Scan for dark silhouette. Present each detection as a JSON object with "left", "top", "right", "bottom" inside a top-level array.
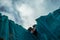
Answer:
[
  {"left": 33, "top": 24, "right": 37, "bottom": 36},
  {"left": 0, "top": 38, "right": 4, "bottom": 40},
  {"left": 28, "top": 27, "right": 33, "bottom": 33},
  {"left": 28, "top": 24, "right": 38, "bottom": 36}
]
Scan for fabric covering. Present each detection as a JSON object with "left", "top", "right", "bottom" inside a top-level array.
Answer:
[
  {"left": 0, "top": 13, "right": 37, "bottom": 40},
  {"left": 0, "top": 9, "right": 60, "bottom": 40},
  {"left": 36, "top": 9, "right": 60, "bottom": 40}
]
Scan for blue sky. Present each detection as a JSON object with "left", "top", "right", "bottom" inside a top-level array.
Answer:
[{"left": 0, "top": 0, "right": 60, "bottom": 29}]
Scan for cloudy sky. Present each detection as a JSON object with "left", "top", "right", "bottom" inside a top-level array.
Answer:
[{"left": 0, "top": 0, "right": 60, "bottom": 29}]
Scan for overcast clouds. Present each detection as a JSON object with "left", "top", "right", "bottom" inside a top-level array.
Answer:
[{"left": 0, "top": 0, "right": 60, "bottom": 29}]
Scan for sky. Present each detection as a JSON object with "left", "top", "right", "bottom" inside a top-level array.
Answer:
[{"left": 0, "top": 0, "right": 60, "bottom": 29}]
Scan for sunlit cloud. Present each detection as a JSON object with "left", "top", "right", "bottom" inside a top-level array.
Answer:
[
  {"left": 0, "top": 0, "right": 60, "bottom": 29},
  {"left": 16, "top": 4, "right": 36, "bottom": 29}
]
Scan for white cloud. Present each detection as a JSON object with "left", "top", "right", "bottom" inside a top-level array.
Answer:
[
  {"left": 16, "top": 4, "right": 36, "bottom": 29},
  {"left": 0, "top": 0, "right": 60, "bottom": 29},
  {"left": 1, "top": 12, "right": 15, "bottom": 21}
]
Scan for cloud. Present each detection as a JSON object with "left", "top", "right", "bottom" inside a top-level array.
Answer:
[
  {"left": 0, "top": 0, "right": 23, "bottom": 25},
  {"left": 18, "top": 0, "right": 60, "bottom": 29},
  {"left": 0, "top": 0, "right": 60, "bottom": 29},
  {"left": 16, "top": 4, "right": 36, "bottom": 29}
]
